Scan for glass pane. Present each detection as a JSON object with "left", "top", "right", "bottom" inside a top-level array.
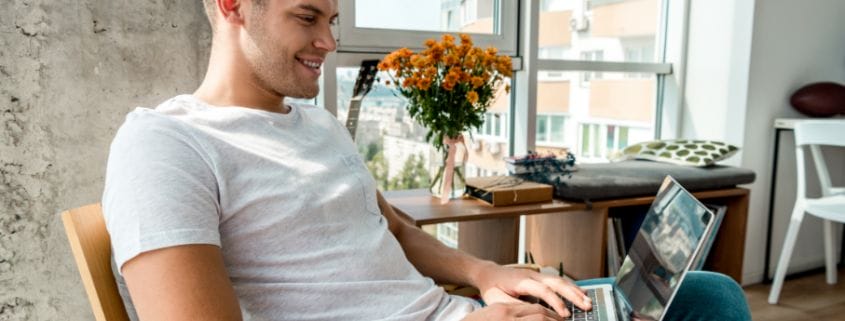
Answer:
[
  {"left": 538, "top": 0, "right": 661, "bottom": 63},
  {"left": 338, "top": 68, "right": 511, "bottom": 248},
  {"left": 551, "top": 115, "right": 566, "bottom": 142},
  {"left": 337, "top": 67, "right": 433, "bottom": 192},
  {"left": 337, "top": 67, "right": 511, "bottom": 244},
  {"left": 494, "top": 113, "right": 502, "bottom": 137},
  {"left": 619, "top": 127, "right": 629, "bottom": 148},
  {"left": 484, "top": 113, "right": 493, "bottom": 135},
  {"left": 536, "top": 71, "right": 655, "bottom": 162},
  {"left": 537, "top": 115, "right": 549, "bottom": 142},
  {"left": 355, "top": 0, "right": 498, "bottom": 34},
  {"left": 580, "top": 125, "right": 590, "bottom": 156},
  {"left": 467, "top": 78, "right": 512, "bottom": 178}
]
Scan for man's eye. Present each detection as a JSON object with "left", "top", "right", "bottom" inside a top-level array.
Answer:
[
  {"left": 330, "top": 18, "right": 339, "bottom": 26},
  {"left": 297, "top": 15, "right": 316, "bottom": 24}
]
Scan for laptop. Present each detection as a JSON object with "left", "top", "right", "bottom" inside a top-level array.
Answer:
[{"left": 564, "top": 176, "right": 721, "bottom": 321}]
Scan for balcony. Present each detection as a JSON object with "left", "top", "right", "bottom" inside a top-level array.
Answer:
[
  {"left": 590, "top": 0, "right": 659, "bottom": 38},
  {"left": 588, "top": 78, "right": 655, "bottom": 123}
]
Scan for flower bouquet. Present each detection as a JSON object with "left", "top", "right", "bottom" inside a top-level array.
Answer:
[{"left": 379, "top": 34, "right": 513, "bottom": 203}]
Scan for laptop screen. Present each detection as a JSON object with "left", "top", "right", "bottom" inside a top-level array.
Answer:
[{"left": 611, "top": 177, "right": 715, "bottom": 321}]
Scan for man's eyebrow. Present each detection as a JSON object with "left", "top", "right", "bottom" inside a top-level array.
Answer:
[{"left": 296, "top": 4, "right": 339, "bottom": 19}]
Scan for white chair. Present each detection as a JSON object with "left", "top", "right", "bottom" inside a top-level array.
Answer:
[{"left": 769, "top": 120, "right": 845, "bottom": 304}]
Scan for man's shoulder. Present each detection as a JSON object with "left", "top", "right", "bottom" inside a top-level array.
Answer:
[
  {"left": 121, "top": 95, "right": 203, "bottom": 130},
  {"left": 111, "top": 96, "right": 208, "bottom": 152}
]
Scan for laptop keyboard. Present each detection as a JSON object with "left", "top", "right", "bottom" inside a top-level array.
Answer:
[{"left": 565, "top": 288, "right": 606, "bottom": 321}]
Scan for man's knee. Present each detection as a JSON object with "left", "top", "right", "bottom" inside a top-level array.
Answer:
[{"left": 668, "top": 271, "right": 750, "bottom": 321}]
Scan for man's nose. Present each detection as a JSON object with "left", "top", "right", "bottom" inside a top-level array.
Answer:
[{"left": 314, "top": 25, "right": 337, "bottom": 52}]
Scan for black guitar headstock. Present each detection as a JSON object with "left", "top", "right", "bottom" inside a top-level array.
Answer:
[{"left": 351, "top": 60, "right": 380, "bottom": 99}]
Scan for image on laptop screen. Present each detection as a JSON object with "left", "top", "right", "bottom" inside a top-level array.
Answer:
[{"left": 612, "top": 178, "right": 714, "bottom": 321}]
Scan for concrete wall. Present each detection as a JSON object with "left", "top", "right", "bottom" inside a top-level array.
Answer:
[
  {"left": 683, "top": 0, "right": 845, "bottom": 284},
  {"left": 0, "top": 1, "right": 210, "bottom": 319}
]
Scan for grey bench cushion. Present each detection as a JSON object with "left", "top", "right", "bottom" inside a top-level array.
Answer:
[{"left": 517, "top": 160, "right": 756, "bottom": 202}]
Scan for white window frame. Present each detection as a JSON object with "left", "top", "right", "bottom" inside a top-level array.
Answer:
[
  {"left": 336, "top": 0, "right": 518, "bottom": 55},
  {"left": 323, "top": 0, "right": 689, "bottom": 153}
]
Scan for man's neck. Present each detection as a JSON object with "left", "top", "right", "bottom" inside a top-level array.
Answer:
[{"left": 193, "top": 39, "right": 290, "bottom": 114}]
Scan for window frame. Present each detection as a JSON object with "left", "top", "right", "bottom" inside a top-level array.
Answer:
[
  {"left": 336, "top": 0, "right": 519, "bottom": 55},
  {"left": 323, "top": 0, "right": 688, "bottom": 159}
]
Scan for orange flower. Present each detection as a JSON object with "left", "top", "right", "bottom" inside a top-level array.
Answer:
[
  {"left": 460, "top": 34, "right": 473, "bottom": 47},
  {"left": 418, "top": 77, "right": 432, "bottom": 91},
  {"left": 411, "top": 55, "right": 429, "bottom": 69},
  {"left": 445, "top": 71, "right": 460, "bottom": 84},
  {"left": 441, "top": 34, "right": 455, "bottom": 46},
  {"left": 466, "top": 91, "right": 479, "bottom": 104},
  {"left": 397, "top": 47, "right": 414, "bottom": 58},
  {"left": 496, "top": 56, "right": 513, "bottom": 77},
  {"left": 443, "top": 53, "right": 458, "bottom": 66},
  {"left": 424, "top": 66, "right": 437, "bottom": 77},
  {"left": 485, "top": 46, "right": 498, "bottom": 56},
  {"left": 471, "top": 76, "right": 484, "bottom": 88},
  {"left": 402, "top": 77, "right": 416, "bottom": 88},
  {"left": 424, "top": 38, "right": 437, "bottom": 48},
  {"left": 460, "top": 71, "right": 471, "bottom": 83}
]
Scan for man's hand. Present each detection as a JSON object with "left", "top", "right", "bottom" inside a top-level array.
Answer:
[
  {"left": 463, "top": 302, "right": 563, "bottom": 321},
  {"left": 471, "top": 262, "right": 592, "bottom": 318}
]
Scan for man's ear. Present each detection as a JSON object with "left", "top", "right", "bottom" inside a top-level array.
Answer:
[{"left": 217, "top": 0, "right": 245, "bottom": 24}]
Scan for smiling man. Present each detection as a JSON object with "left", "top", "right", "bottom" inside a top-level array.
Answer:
[
  {"left": 102, "top": 0, "right": 592, "bottom": 320},
  {"left": 102, "top": 1, "right": 754, "bottom": 321}
]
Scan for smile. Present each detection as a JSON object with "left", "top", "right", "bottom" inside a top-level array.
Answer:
[{"left": 296, "top": 57, "right": 322, "bottom": 69}]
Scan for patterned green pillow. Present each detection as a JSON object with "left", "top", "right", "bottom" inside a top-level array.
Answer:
[{"left": 616, "top": 140, "right": 740, "bottom": 167}]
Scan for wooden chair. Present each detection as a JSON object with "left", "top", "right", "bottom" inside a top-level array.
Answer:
[{"left": 62, "top": 203, "right": 130, "bottom": 321}]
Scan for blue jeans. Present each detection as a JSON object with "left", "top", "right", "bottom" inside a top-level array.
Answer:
[{"left": 575, "top": 271, "right": 751, "bottom": 321}]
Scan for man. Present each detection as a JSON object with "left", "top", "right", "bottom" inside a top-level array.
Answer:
[{"left": 103, "top": 0, "right": 592, "bottom": 320}]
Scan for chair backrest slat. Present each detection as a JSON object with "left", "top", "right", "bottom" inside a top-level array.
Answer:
[
  {"left": 794, "top": 120, "right": 845, "bottom": 147},
  {"left": 794, "top": 120, "right": 844, "bottom": 197},
  {"left": 62, "top": 203, "right": 130, "bottom": 321}
]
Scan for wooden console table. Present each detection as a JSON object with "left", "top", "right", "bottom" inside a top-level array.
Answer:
[{"left": 385, "top": 187, "right": 749, "bottom": 283}]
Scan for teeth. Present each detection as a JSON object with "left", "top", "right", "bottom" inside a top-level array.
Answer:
[{"left": 299, "top": 58, "right": 320, "bottom": 69}]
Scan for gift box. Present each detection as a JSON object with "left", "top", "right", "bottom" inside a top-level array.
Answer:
[{"left": 466, "top": 176, "right": 553, "bottom": 206}]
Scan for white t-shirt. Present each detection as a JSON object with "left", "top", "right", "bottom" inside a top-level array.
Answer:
[{"left": 102, "top": 95, "right": 479, "bottom": 321}]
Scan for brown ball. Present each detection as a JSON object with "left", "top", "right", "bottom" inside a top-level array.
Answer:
[{"left": 790, "top": 82, "right": 845, "bottom": 117}]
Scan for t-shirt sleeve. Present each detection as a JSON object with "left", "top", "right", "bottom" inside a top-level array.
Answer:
[{"left": 102, "top": 110, "right": 221, "bottom": 273}]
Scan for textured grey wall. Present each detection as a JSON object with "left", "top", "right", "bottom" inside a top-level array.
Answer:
[{"left": 1, "top": 1, "right": 210, "bottom": 319}]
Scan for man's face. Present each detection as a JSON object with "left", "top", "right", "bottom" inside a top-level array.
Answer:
[{"left": 242, "top": 0, "right": 338, "bottom": 99}]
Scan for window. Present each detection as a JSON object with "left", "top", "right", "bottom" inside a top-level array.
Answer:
[
  {"left": 580, "top": 50, "right": 605, "bottom": 83},
  {"left": 461, "top": 0, "right": 479, "bottom": 26},
  {"left": 478, "top": 112, "right": 507, "bottom": 139},
  {"left": 533, "top": 70, "right": 656, "bottom": 160},
  {"left": 532, "top": 0, "right": 673, "bottom": 161},
  {"left": 537, "top": 115, "right": 549, "bottom": 142},
  {"left": 338, "top": 0, "right": 518, "bottom": 55},
  {"left": 321, "top": 0, "right": 684, "bottom": 246},
  {"left": 579, "top": 123, "right": 647, "bottom": 160},
  {"left": 436, "top": 223, "right": 459, "bottom": 248}
]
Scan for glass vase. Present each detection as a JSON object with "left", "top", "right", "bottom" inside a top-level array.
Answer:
[{"left": 429, "top": 141, "right": 467, "bottom": 200}]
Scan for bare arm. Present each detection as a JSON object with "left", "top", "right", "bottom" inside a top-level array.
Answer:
[
  {"left": 376, "top": 191, "right": 591, "bottom": 318},
  {"left": 121, "top": 244, "right": 242, "bottom": 321}
]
